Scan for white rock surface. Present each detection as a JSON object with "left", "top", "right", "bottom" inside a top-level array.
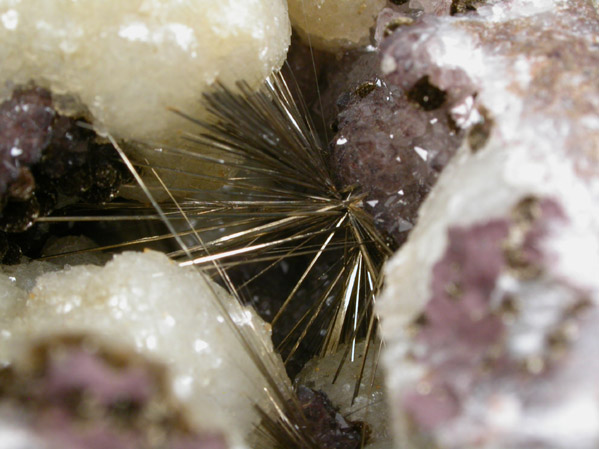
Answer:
[
  {"left": 0, "top": 251, "right": 291, "bottom": 448},
  {"left": 288, "top": 0, "right": 386, "bottom": 51},
  {"left": 0, "top": 0, "right": 291, "bottom": 143}
]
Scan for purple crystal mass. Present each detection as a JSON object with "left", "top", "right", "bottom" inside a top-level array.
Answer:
[
  {"left": 0, "top": 87, "right": 128, "bottom": 263},
  {"left": 330, "top": 75, "right": 462, "bottom": 245}
]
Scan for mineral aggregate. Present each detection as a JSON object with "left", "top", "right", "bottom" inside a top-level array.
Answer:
[
  {"left": 296, "top": 341, "right": 391, "bottom": 448},
  {"left": 0, "top": 251, "right": 291, "bottom": 448},
  {"left": 295, "top": 386, "right": 364, "bottom": 449},
  {"left": 0, "top": 87, "right": 128, "bottom": 234},
  {"left": 0, "top": 336, "right": 228, "bottom": 449},
  {"left": 377, "top": 1, "right": 599, "bottom": 448},
  {"left": 288, "top": 0, "right": 387, "bottom": 51},
  {"left": 0, "top": 0, "right": 290, "bottom": 143},
  {"left": 326, "top": 6, "right": 463, "bottom": 245},
  {"left": 330, "top": 73, "right": 463, "bottom": 246}
]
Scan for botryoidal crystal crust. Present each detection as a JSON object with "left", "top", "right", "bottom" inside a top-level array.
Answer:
[
  {"left": 0, "top": 251, "right": 291, "bottom": 449},
  {"left": 377, "top": 1, "right": 599, "bottom": 448}
]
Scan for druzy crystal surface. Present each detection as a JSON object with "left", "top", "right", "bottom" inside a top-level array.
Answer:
[
  {"left": 0, "top": 0, "right": 290, "bottom": 143},
  {"left": 330, "top": 74, "right": 463, "bottom": 245},
  {"left": 377, "top": 1, "right": 599, "bottom": 448},
  {"left": 0, "top": 251, "right": 290, "bottom": 448}
]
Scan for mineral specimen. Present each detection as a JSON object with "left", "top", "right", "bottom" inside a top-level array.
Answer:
[
  {"left": 288, "top": 0, "right": 387, "bottom": 51},
  {"left": 295, "top": 386, "right": 364, "bottom": 449},
  {"left": 0, "top": 0, "right": 290, "bottom": 143},
  {"left": 0, "top": 251, "right": 291, "bottom": 448},
  {"left": 0, "top": 87, "right": 53, "bottom": 196},
  {"left": 330, "top": 74, "right": 463, "bottom": 246},
  {"left": 296, "top": 341, "right": 391, "bottom": 448},
  {"left": 0, "top": 335, "right": 228, "bottom": 449},
  {"left": 325, "top": 4, "right": 464, "bottom": 245},
  {"left": 0, "top": 87, "right": 128, "bottom": 261},
  {"left": 377, "top": 0, "right": 599, "bottom": 448}
]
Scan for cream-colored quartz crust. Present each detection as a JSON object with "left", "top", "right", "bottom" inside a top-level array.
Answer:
[
  {"left": 0, "top": 251, "right": 291, "bottom": 448},
  {"left": 0, "top": 0, "right": 291, "bottom": 142}
]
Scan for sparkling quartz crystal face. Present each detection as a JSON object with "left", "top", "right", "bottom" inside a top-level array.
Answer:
[
  {"left": 0, "top": 251, "right": 290, "bottom": 448},
  {"left": 288, "top": 0, "right": 387, "bottom": 50},
  {"left": 0, "top": 0, "right": 291, "bottom": 143},
  {"left": 377, "top": 0, "right": 599, "bottom": 447}
]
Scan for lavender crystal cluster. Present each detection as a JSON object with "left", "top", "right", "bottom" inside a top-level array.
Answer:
[{"left": 0, "top": 87, "right": 128, "bottom": 263}]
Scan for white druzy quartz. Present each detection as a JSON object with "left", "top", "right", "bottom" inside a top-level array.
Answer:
[
  {"left": 0, "top": 251, "right": 290, "bottom": 447},
  {"left": 0, "top": 0, "right": 290, "bottom": 142},
  {"left": 288, "top": 0, "right": 386, "bottom": 50}
]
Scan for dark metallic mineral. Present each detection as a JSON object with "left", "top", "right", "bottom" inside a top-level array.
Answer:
[{"left": 0, "top": 86, "right": 128, "bottom": 257}]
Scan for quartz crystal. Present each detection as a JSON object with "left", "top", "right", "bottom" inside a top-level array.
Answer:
[
  {"left": 0, "top": 0, "right": 290, "bottom": 143},
  {"left": 377, "top": 1, "right": 599, "bottom": 448},
  {"left": 288, "top": 0, "right": 387, "bottom": 51},
  {"left": 0, "top": 251, "right": 291, "bottom": 448}
]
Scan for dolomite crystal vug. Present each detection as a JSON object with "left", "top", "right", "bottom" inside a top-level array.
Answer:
[
  {"left": 0, "top": 251, "right": 291, "bottom": 449},
  {"left": 377, "top": 1, "right": 599, "bottom": 448}
]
